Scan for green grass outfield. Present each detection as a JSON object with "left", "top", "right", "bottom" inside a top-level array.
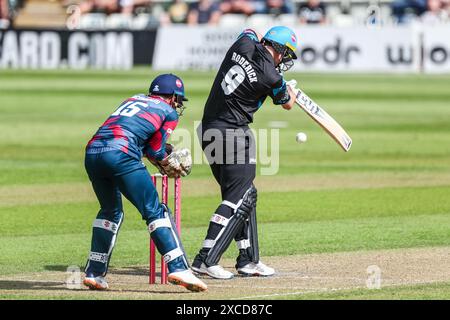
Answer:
[{"left": 1, "top": 69, "right": 450, "bottom": 299}]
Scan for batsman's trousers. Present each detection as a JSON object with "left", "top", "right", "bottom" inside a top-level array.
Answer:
[{"left": 195, "top": 123, "right": 257, "bottom": 268}]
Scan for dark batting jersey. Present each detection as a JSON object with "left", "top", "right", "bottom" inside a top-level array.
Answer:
[
  {"left": 86, "top": 94, "right": 178, "bottom": 162},
  {"left": 201, "top": 29, "right": 290, "bottom": 127}
]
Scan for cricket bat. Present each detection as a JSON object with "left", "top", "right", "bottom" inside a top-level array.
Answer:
[{"left": 288, "top": 82, "right": 352, "bottom": 152}]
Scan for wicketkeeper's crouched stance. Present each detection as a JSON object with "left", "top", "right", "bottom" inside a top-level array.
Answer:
[
  {"left": 192, "top": 27, "right": 298, "bottom": 279},
  {"left": 83, "top": 74, "right": 207, "bottom": 292}
]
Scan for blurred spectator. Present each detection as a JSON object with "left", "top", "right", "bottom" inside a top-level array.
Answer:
[
  {"left": 391, "top": 0, "right": 427, "bottom": 24},
  {"left": 187, "top": 0, "right": 221, "bottom": 25},
  {"left": 266, "top": 0, "right": 294, "bottom": 15},
  {"left": 252, "top": 0, "right": 267, "bottom": 13},
  {"left": 421, "top": 0, "right": 449, "bottom": 23},
  {"left": 1, "top": 0, "right": 9, "bottom": 20},
  {"left": 79, "top": 0, "right": 129, "bottom": 14},
  {"left": 220, "top": 0, "right": 255, "bottom": 15},
  {"left": 298, "top": 0, "right": 327, "bottom": 24},
  {"left": 120, "top": 0, "right": 135, "bottom": 14},
  {"left": 168, "top": 0, "right": 189, "bottom": 23},
  {"left": 131, "top": 0, "right": 154, "bottom": 13},
  {"left": 445, "top": 0, "right": 450, "bottom": 17}
]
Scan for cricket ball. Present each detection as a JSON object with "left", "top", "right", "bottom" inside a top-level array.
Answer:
[{"left": 296, "top": 132, "right": 307, "bottom": 143}]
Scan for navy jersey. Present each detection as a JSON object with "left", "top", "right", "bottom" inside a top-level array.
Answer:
[
  {"left": 86, "top": 94, "right": 178, "bottom": 161},
  {"left": 202, "top": 29, "right": 290, "bottom": 127}
]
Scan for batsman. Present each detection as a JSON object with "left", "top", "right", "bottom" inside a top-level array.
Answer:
[
  {"left": 83, "top": 74, "right": 207, "bottom": 292},
  {"left": 192, "top": 26, "right": 298, "bottom": 279}
]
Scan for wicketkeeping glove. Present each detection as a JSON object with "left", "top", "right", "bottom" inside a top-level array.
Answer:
[{"left": 154, "top": 148, "right": 192, "bottom": 178}]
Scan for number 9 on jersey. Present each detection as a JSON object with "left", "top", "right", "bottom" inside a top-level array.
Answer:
[{"left": 221, "top": 65, "right": 245, "bottom": 95}]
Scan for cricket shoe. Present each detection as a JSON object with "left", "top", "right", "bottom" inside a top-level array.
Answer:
[
  {"left": 83, "top": 273, "right": 109, "bottom": 290},
  {"left": 168, "top": 269, "right": 208, "bottom": 292},
  {"left": 237, "top": 261, "right": 275, "bottom": 277},
  {"left": 191, "top": 263, "right": 234, "bottom": 280}
]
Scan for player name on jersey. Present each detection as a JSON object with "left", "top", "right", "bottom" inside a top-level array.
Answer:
[{"left": 231, "top": 52, "right": 258, "bottom": 83}]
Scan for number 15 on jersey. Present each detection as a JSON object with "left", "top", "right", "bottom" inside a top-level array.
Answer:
[{"left": 112, "top": 101, "right": 147, "bottom": 117}]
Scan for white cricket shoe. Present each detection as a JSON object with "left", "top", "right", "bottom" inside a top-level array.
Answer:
[
  {"left": 168, "top": 269, "right": 208, "bottom": 292},
  {"left": 191, "top": 263, "right": 234, "bottom": 280},
  {"left": 83, "top": 274, "right": 109, "bottom": 290},
  {"left": 237, "top": 261, "right": 275, "bottom": 277}
]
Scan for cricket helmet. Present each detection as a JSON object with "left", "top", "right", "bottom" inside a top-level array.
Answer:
[
  {"left": 149, "top": 73, "right": 188, "bottom": 115},
  {"left": 262, "top": 26, "right": 298, "bottom": 71},
  {"left": 149, "top": 73, "right": 188, "bottom": 101}
]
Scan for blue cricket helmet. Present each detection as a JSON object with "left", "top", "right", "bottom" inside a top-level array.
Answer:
[
  {"left": 263, "top": 26, "right": 298, "bottom": 60},
  {"left": 149, "top": 73, "right": 188, "bottom": 101}
]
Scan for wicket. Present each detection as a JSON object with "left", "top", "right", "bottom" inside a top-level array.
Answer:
[{"left": 149, "top": 174, "right": 182, "bottom": 284}]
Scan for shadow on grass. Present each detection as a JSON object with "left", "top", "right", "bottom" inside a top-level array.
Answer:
[
  {"left": 0, "top": 280, "right": 186, "bottom": 295},
  {"left": 43, "top": 265, "right": 149, "bottom": 276},
  {"left": 0, "top": 280, "right": 190, "bottom": 294},
  {"left": 44, "top": 265, "right": 72, "bottom": 272},
  {"left": 0, "top": 280, "right": 65, "bottom": 291},
  {"left": 41, "top": 264, "right": 167, "bottom": 281},
  {"left": 0, "top": 265, "right": 191, "bottom": 295},
  {"left": 109, "top": 267, "right": 150, "bottom": 276}
]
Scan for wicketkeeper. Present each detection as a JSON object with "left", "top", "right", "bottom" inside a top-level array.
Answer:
[
  {"left": 83, "top": 74, "right": 207, "bottom": 292},
  {"left": 192, "top": 26, "right": 298, "bottom": 279}
]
